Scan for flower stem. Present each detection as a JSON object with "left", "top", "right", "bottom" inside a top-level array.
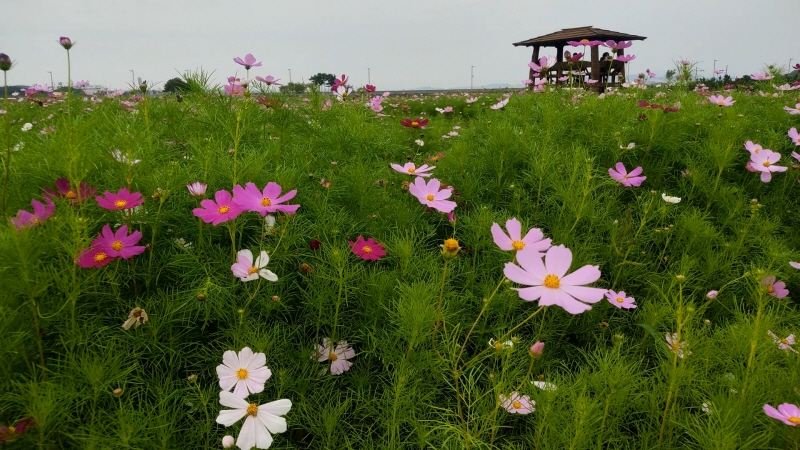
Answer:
[
  {"left": 462, "top": 306, "right": 545, "bottom": 371},
  {"left": 435, "top": 260, "right": 449, "bottom": 332},
  {"left": 2, "top": 71, "right": 10, "bottom": 218},
  {"left": 740, "top": 288, "right": 766, "bottom": 404},
  {"left": 658, "top": 283, "right": 685, "bottom": 448}
]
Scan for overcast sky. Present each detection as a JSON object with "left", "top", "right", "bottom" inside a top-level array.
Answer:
[{"left": 2, "top": 0, "right": 796, "bottom": 90}]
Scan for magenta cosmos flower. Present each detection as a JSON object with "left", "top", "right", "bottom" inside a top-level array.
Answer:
[
  {"left": 499, "top": 392, "right": 534, "bottom": 415},
  {"left": 528, "top": 56, "right": 556, "bottom": 72},
  {"left": 602, "top": 40, "right": 632, "bottom": 51},
  {"left": 400, "top": 117, "right": 429, "bottom": 129},
  {"left": 9, "top": 196, "right": 55, "bottom": 230},
  {"left": 349, "top": 236, "right": 386, "bottom": 261},
  {"left": 255, "top": 75, "right": 282, "bottom": 86},
  {"left": 75, "top": 238, "right": 115, "bottom": 268},
  {"left": 332, "top": 74, "right": 349, "bottom": 91},
  {"left": 605, "top": 290, "right": 636, "bottom": 309},
  {"left": 788, "top": 127, "right": 800, "bottom": 146},
  {"left": 193, "top": 189, "right": 243, "bottom": 225},
  {"left": 390, "top": 162, "right": 435, "bottom": 177},
  {"left": 764, "top": 403, "right": 800, "bottom": 426},
  {"left": 568, "top": 39, "right": 602, "bottom": 47},
  {"left": 408, "top": 178, "right": 457, "bottom": 213},
  {"left": 95, "top": 188, "right": 144, "bottom": 211},
  {"left": 504, "top": 245, "right": 606, "bottom": 314},
  {"left": 708, "top": 95, "right": 735, "bottom": 106},
  {"left": 617, "top": 54, "right": 636, "bottom": 62},
  {"left": 762, "top": 275, "right": 789, "bottom": 298},
  {"left": 491, "top": 217, "right": 551, "bottom": 255},
  {"left": 608, "top": 162, "right": 646, "bottom": 187},
  {"left": 216, "top": 347, "right": 272, "bottom": 398},
  {"left": 0, "top": 417, "right": 35, "bottom": 442},
  {"left": 44, "top": 178, "right": 96, "bottom": 205},
  {"left": 315, "top": 338, "right": 355, "bottom": 375},
  {"left": 750, "top": 150, "right": 787, "bottom": 182},
  {"left": 232, "top": 182, "right": 299, "bottom": 216},
  {"left": 97, "top": 224, "right": 145, "bottom": 259},
  {"left": 233, "top": 53, "right": 261, "bottom": 70},
  {"left": 231, "top": 249, "right": 278, "bottom": 282}
]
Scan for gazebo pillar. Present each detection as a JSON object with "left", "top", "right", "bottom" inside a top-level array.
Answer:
[
  {"left": 590, "top": 45, "right": 600, "bottom": 87},
  {"left": 616, "top": 48, "right": 625, "bottom": 83},
  {"left": 556, "top": 45, "right": 564, "bottom": 83},
  {"left": 529, "top": 45, "right": 540, "bottom": 81}
]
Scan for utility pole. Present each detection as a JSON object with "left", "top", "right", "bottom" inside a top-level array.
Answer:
[
  {"left": 47, "top": 71, "right": 53, "bottom": 90},
  {"left": 713, "top": 59, "right": 718, "bottom": 76},
  {"left": 288, "top": 69, "right": 292, "bottom": 84},
  {"left": 471, "top": 65, "right": 474, "bottom": 90},
  {"left": 368, "top": 68, "right": 370, "bottom": 84},
  {"left": 129, "top": 70, "right": 134, "bottom": 88}
]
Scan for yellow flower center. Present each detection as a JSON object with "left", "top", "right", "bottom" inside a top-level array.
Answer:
[
  {"left": 94, "top": 252, "right": 108, "bottom": 262},
  {"left": 493, "top": 342, "right": 503, "bottom": 350},
  {"left": 580, "top": 39, "right": 589, "bottom": 43},
  {"left": 362, "top": 246, "right": 373, "bottom": 253},
  {"left": 233, "top": 88, "right": 240, "bottom": 95},
  {"left": 444, "top": 239, "right": 459, "bottom": 252},
  {"left": 763, "top": 161, "right": 771, "bottom": 167},
  {"left": 789, "top": 416, "right": 800, "bottom": 424},
  {"left": 411, "top": 121, "right": 419, "bottom": 127},
  {"left": 114, "top": 199, "right": 127, "bottom": 208},
  {"left": 781, "top": 338, "right": 789, "bottom": 345},
  {"left": 112, "top": 240, "right": 123, "bottom": 251},
  {"left": 616, "top": 297, "right": 625, "bottom": 303},
  {"left": 512, "top": 401, "right": 522, "bottom": 409},
  {"left": 407, "top": 167, "right": 416, "bottom": 173},
  {"left": 247, "top": 267, "right": 259, "bottom": 275},
  {"left": 543, "top": 274, "right": 560, "bottom": 289},
  {"left": 260, "top": 197, "right": 272, "bottom": 207},
  {"left": 717, "top": 100, "right": 724, "bottom": 105},
  {"left": 237, "top": 368, "right": 248, "bottom": 380},
  {"left": 218, "top": 205, "right": 230, "bottom": 214},
  {"left": 511, "top": 241, "right": 525, "bottom": 250},
  {"left": 426, "top": 194, "right": 435, "bottom": 201},
  {"left": 767, "top": 286, "right": 775, "bottom": 293},
  {"left": 246, "top": 403, "right": 258, "bottom": 416},
  {"left": 670, "top": 342, "right": 680, "bottom": 351},
  {"left": 329, "top": 352, "right": 338, "bottom": 361},
  {"left": 66, "top": 190, "right": 77, "bottom": 199}
]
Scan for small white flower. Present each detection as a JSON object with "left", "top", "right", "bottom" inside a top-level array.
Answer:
[
  {"left": 701, "top": 402, "right": 713, "bottom": 414},
  {"left": 767, "top": 330, "right": 798, "bottom": 353},
  {"left": 620, "top": 142, "right": 636, "bottom": 150},
  {"left": 231, "top": 249, "right": 278, "bottom": 283},
  {"left": 216, "top": 347, "right": 273, "bottom": 398},
  {"left": 109, "top": 149, "right": 141, "bottom": 165},
  {"left": 665, "top": 332, "right": 691, "bottom": 358},
  {"left": 662, "top": 193, "right": 681, "bottom": 204},
  {"left": 216, "top": 391, "right": 291, "bottom": 450},
  {"left": 21, "top": 123, "right": 32, "bottom": 132},
  {"left": 122, "top": 307, "right": 148, "bottom": 330},
  {"left": 488, "top": 338, "right": 514, "bottom": 350},
  {"left": 415, "top": 139, "right": 424, "bottom": 147},
  {"left": 531, "top": 380, "right": 558, "bottom": 391}
]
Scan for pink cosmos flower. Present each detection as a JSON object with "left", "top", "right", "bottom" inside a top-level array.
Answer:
[
  {"left": 0, "top": 417, "right": 35, "bottom": 442},
  {"left": 499, "top": 392, "right": 534, "bottom": 415},
  {"left": 97, "top": 224, "right": 145, "bottom": 259},
  {"left": 390, "top": 162, "right": 435, "bottom": 177},
  {"left": 490, "top": 98, "right": 509, "bottom": 109},
  {"left": 750, "top": 150, "right": 787, "bottom": 182},
  {"left": 315, "top": 338, "right": 355, "bottom": 375},
  {"left": 233, "top": 54, "right": 261, "bottom": 70},
  {"left": 332, "top": 74, "right": 349, "bottom": 91},
  {"left": 605, "top": 290, "right": 636, "bottom": 309},
  {"left": 790, "top": 262, "right": 800, "bottom": 270},
  {"left": 708, "top": 95, "right": 735, "bottom": 106},
  {"left": 617, "top": 54, "right": 636, "bottom": 62},
  {"left": 750, "top": 72, "right": 773, "bottom": 81},
  {"left": 223, "top": 81, "right": 245, "bottom": 97},
  {"left": 785, "top": 104, "right": 800, "bottom": 115},
  {"left": 365, "top": 84, "right": 376, "bottom": 92},
  {"left": 490, "top": 217, "right": 551, "bottom": 255},
  {"left": 767, "top": 330, "right": 798, "bottom": 354},
  {"left": 529, "top": 341, "right": 544, "bottom": 357},
  {"left": 186, "top": 182, "right": 207, "bottom": 197},
  {"left": 349, "top": 236, "right": 387, "bottom": 261},
  {"left": 567, "top": 39, "right": 602, "bottom": 47},
  {"left": 666, "top": 333, "right": 691, "bottom": 358},
  {"left": 764, "top": 403, "right": 800, "bottom": 426},
  {"left": 504, "top": 245, "right": 606, "bottom": 314},
  {"left": 255, "top": 75, "right": 281, "bottom": 86},
  {"left": 706, "top": 290, "right": 718, "bottom": 299},
  {"left": 602, "top": 40, "right": 632, "bottom": 51},
  {"left": 789, "top": 128, "right": 800, "bottom": 146},
  {"left": 75, "top": 238, "right": 115, "bottom": 268},
  {"left": 232, "top": 182, "right": 299, "bottom": 216},
  {"left": 95, "top": 188, "right": 144, "bottom": 211},
  {"left": 528, "top": 56, "right": 556, "bottom": 72},
  {"left": 43, "top": 178, "right": 96, "bottom": 205},
  {"left": 193, "top": 189, "right": 243, "bottom": 225},
  {"left": 408, "top": 178, "right": 457, "bottom": 213},
  {"left": 231, "top": 249, "right": 278, "bottom": 282},
  {"left": 744, "top": 141, "right": 765, "bottom": 155},
  {"left": 59, "top": 36, "right": 74, "bottom": 50},
  {"left": 608, "top": 162, "right": 646, "bottom": 187},
  {"left": 9, "top": 196, "right": 55, "bottom": 230},
  {"left": 216, "top": 347, "right": 272, "bottom": 398},
  {"left": 762, "top": 275, "right": 789, "bottom": 298}
]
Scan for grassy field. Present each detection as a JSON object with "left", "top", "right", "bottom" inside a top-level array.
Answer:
[{"left": 2, "top": 72, "right": 800, "bottom": 449}]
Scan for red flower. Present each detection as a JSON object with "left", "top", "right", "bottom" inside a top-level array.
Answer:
[
  {"left": 309, "top": 239, "right": 321, "bottom": 250},
  {"left": 348, "top": 236, "right": 386, "bottom": 261},
  {"left": 400, "top": 118, "right": 429, "bottom": 129}
]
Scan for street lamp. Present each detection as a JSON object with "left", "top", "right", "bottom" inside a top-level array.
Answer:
[
  {"left": 288, "top": 69, "right": 292, "bottom": 84},
  {"left": 713, "top": 59, "right": 718, "bottom": 76},
  {"left": 471, "top": 65, "right": 474, "bottom": 90},
  {"left": 129, "top": 70, "right": 134, "bottom": 88},
  {"left": 47, "top": 71, "right": 53, "bottom": 90}
]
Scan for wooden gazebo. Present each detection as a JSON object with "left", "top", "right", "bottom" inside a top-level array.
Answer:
[{"left": 513, "top": 26, "right": 647, "bottom": 87}]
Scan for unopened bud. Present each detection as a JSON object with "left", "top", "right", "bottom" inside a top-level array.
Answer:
[
  {"left": 271, "top": 295, "right": 279, "bottom": 302},
  {"left": 441, "top": 238, "right": 461, "bottom": 259},
  {"left": 706, "top": 290, "right": 718, "bottom": 299},
  {"left": 0, "top": 53, "right": 12, "bottom": 71},
  {"left": 222, "top": 435, "right": 236, "bottom": 448},
  {"left": 675, "top": 274, "right": 686, "bottom": 283},
  {"left": 197, "top": 293, "right": 206, "bottom": 301},
  {"left": 529, "top": 341, "right": 544, "bottom": 358},
  {"left": 112, "top": 388, "right": 123, "bottom": 397},
  {"left": 187, "top": 374, "right": 197, "bottom": 382}
]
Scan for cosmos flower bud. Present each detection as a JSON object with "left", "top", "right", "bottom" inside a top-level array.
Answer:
[
  {"left": 187, "top": 374, "right": 197, "bottom": 382},
  {"left": 222, "top": 435, "right": 235, "bottom": 448},
  {"left": 441, "top": 238, "right": 461, "bottom": 259},
  {"left": 112, "top": 388, "right": 123, "bottom": 397},
  {"left": 706, "top": 290, "right": 718, "bottom": 299},
  {"left": 0, "top": 53, "right": 12, "bottom": 71},
  {"left": 675, "top": 274, "right": 686, "bottom": 283},
  {"left": 530, "top": 341, "right": 544, "bottom": 358},
  {"left": 59, "top": 37, "right": 74, "bottom": 50},
  {"left": 139, "top": 81, "right": 148, "bottom": 93}
]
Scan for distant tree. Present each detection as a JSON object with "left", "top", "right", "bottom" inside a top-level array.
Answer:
[
  {"left": 279, "top": 82, "right": 309, "bottom": 95},
  {"left": 309, "top": 73, "right": 336, "bottom": 87},
  {"left": 665, "top": 70, "right": 675, "bottom": 83},
  {"left": 164, "top": 77, "right": 190, "bottom": 93}
]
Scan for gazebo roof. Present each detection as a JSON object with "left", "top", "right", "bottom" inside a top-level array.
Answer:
[{"left": 513, "top": 26, "right": 646, "bottom": 47}]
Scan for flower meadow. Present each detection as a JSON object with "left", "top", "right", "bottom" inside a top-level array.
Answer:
[{"left": 2, "top": 43, "right": 800, "bottom": 449}]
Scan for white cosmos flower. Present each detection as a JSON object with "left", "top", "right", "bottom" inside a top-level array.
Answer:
[
  {"left": 21, "top": 123, "right": 33, "bottom": 132},
  {"left": 620, "top": 142, "right": 635, "bottom": 150},
  {"left": 531, "top": 380, "right": 558, "bottom": 391},
  {"left": 217, "top": 347, "right": 273, "bottom": 398},
  {"left": 662, "top": 193, "right": 681, "bottom": 204},
  {"left": 216, "top": 391, "right": 291, "bottom": 450},
  {"left": 231, "top": 250, "right": 278, "bottom": 282},
  {"left": 109, "top": 149, "right": 141, "bottom": 165}
]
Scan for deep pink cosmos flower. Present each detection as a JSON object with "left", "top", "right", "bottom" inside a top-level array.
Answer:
[
  {"left": 186, "top": 182, "right": 207, "bottom": 198},
  {"left": 750, "top": 150, "right": 787, "bottom": 182},
  {"left": 491, "top": 217, "right": 551, "bottom": 255},
  {"left": 44, "top": 178, "right": 96, "bottom": 205},
  {"left": 0, "top": 417, "right": 35, "bottom": 442},
  {"left": 332, "top": 74, "right": 349, "bottom": 91},
  {"left": 602, "top": 40, "right": 632, "bottom": 52},
  {"left": 193, "top": 189, "right": 243, "bottom": 225},
  {"left": 608, "top": 162, "right": 646, "bottom": 187},
  {"left": 762, "top": 275, "right": 789, "bottom": 298},
  {"left": 764, "top": 403, "right": 800, "bottom": 426},
  {"left": 708, "top": 95, "right": 735, "bottom": 106},
  {"left": 315, "top": 338, "right": 355, "bottom": 375},
  {"left": 408, "top": 178, "right": 457, "bottom": 213},
  {"left": 504, "top": 245, "right": 606, "bottom": 314},
  {"left": 9, "top": 196, "right": 55, "bottom": 230},
  {"left": 605, "top": 290, "right": 636, "bottom": 309},
  {"left": 97, "top": 224, "right": 145, "bottom": 259},
  {"left": 499, "top": 392, "right": 534, "bottom": 414},
  {"left": 232, "top": 182, "right": 299, "bottom": 216},
  {"left": 789, "top": 128, "right": 800, "bottom": 146},
  {"left": 365, "top": 84, "right": 376, "bottom": 93},
  {"left": 400, "top": 118, "right": 429, "bottom": 129},
  {"left": 349, "top": 236, "right": 386, "bottom": 261},
  {"left": 233, "top": 54, "right": 261, "bottom": 70},
  {"left": 255, "top": 75, "right": 281, "bottom": 86},
  {"left": 95, "top": 188, "right": 144, "bottom": 211},
  {"left": 617, "top": 54, "right": 636, "bottom": 62},
  {"left": 567, "top": 39, "right": 602, "bottom": 47},
  {"left": 75, "top": 238, "right": 115, "bottom": 268},
  {"left": 390, "top": 162, "right": 435, "bottom": 177}
]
